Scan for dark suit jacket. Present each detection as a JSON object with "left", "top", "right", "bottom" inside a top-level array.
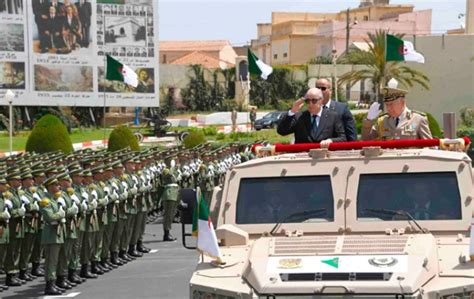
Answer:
[
  {"left": 277, "top": 109, "right": 346, "bottom": 144},
  {"left": 76, "top": 1, "right": 91, "bottom": 27},
  {"left": 327, "top": 100, "right": 357, "bottom": 141}
]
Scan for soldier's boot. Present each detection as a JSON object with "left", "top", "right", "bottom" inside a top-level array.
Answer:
[
  {"left": 99, "top": 260, "right": 112, "bottom": 271},
  {"left": 103, "top": 258, "right": 117, "bottom": 269},
  {"left": 163, "top": 230, "right": 177, "bottom": 242},
  {"left": 56, "top": 276, "right": 72, "bottom": 290},
  {"left": 96, "top": 260, "right": 110, "bottom": 272},
  {"left": 90, "top": 261, "right": 104, "bottom": 275},
  {"left": 64, "top": 275, "right": 77, "bottom": 287},
  {"left": 53, "top": 280, "right": 66, "bottom": 293},
  {"left": 44, "top": 281, "right": 62, "bottom": 295},
  {"left": 19, "top": 269, "right": 34, "bottom": 281},
  {"left": 118, "top": 250, "right": 131, "bottom": 263},
  {"left": 80, "top": 264, "right": 98, "bottom": 279},
  {"left": 31, "top": 262, "right": 44, "bottom": 277},
  {"left": 2, "top": 284, "right": 9, "bottom": 291},
  {"left": 6, "top": 274, "right": 22, "bottom": 286},
  {"left": 110, "top": 252, "right": 124, "bottom": 266},
  {"left": 137, "top": 240, "right": 151, "bottom": 253},
  {"left": 127, "top": 244, "right": 143, "bottom": 257},
  {"left": 68, "top": 269, "right": 83, "bottom": 284}
]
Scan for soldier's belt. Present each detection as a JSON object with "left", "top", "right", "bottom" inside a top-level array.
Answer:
[{"left": 165, "top": 183, "right": 179, "bottom": 187}]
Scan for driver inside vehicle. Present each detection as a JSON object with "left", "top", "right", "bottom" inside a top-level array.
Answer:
[{"left": 407, "top": 183, "right": 457, "bottom": 220}]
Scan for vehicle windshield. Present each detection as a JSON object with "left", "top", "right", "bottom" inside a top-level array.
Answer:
[
  {"left": 236, "top": 176, "right": 334, "bottom": 224},
  {"left": 357, "top": 172, "right": 462, "bottom": 221}
]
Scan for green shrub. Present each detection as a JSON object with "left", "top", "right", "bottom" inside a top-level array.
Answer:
[
  {"left": 202, "top": 126, "right": 218, "bottom": 136},
  {"left": 183, "top": 130, "right": 206, "bottom": 148},
  {"left": 108, "top": 125, "right": 139, "bottom": 152},
  {"left": 25, "top": 114, "right": 73, "bottom": 153},
  {"left": 459, "top": 107, "right": 474, "bottom": 127},
  {"left": 218, "top": 99, "right": 239, "bottom": 112},
  {"left": 215, "top": 132, "right": 225, "bottom": 140},
  {"left": 426, "top": 112, "right": 442, "bottom": 138},
  {"left": 353, "top": 112, "right": 367, "bottom": 135}
]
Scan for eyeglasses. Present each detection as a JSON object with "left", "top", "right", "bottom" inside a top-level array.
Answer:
[
  {"left": 305, "top": 98, "right": 321, "bottom": 104},
  {"left": 316, "top": 86, "right": 328, "bottom": 91}
]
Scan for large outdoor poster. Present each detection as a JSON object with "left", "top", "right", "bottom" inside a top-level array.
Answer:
[{"left": 0, "top": 0, "right": 159, "bottom": 107}]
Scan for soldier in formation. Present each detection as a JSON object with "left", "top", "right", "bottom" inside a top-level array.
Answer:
[{"left": 0, "top": 141, "right": 256, "bottom": 295}]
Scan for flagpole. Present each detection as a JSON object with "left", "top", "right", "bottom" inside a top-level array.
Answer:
[{"left": 103, "top": 19, "right": 107, "bottom": 142}]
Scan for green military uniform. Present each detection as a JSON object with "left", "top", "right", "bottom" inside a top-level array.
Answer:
[
  {"left": 101, "top": 173, "right": 119, "bottom": 266},
  {"left": 0, "top": 179, "right": 11, "bottom": 291},
  {"left": 5, "top": 171, "right": 26, "bottom": 286},
  {"left": 109, "top": 165, "right": 128, "bottom": 264},
  {"left": 30, "top": 178, "right": 46, "bottom": 277},
  {"left": 161, "top": 167, "right": 179, "bottom": 241},
  {"left": 40, "top": 177, "right": 66, "bottom": 295}
]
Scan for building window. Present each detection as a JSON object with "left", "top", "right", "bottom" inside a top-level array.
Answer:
[
  {"left": 162, "top": 54, "right": 167, "bottom": 63},
  {"left": 363, "top": 15, "right": 369, "bottom": 21},
  {"left": 283, "top": 52, "right": 288, "bottom": 58},
  {"left": 273, "top": 54, "right": 278, "bottom": 59}
]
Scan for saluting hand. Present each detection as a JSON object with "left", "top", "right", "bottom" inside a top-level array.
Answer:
[{"left": 291, "top": 97, "right": 306, "bottom": 114}]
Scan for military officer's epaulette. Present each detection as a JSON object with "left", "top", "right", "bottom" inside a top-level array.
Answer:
[
  {"left": 411, "top": 110, "right": 427, "bottom": 117},
  {"left": 39, "top": 198, "right": 50, "bottom": 208}
]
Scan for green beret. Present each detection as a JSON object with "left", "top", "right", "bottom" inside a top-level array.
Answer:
[
  {"left": 56, "top": 172, "right": 71, "bottom": 181},
  {"left": 82, "top": 170, "right": 93, "bottom": 177},
  {"left": 69, "top": 168, "right": 83, "bottom": 176},
  {"left": 91, "top": 165, "right": 104, "bottom": 174},
  {"left": 7, "top": 170, "right": 21, "bottom": 181},
  {"left": 111, "top": 160, "right": 123, "bottom": 168}
]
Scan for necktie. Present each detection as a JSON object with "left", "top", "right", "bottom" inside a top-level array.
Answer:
[
  {"left": 312, "top": 115, "right": 318, "bottom": 130},
  {"left": 395, "top": 117, "right": 400, "bottom": 127}
]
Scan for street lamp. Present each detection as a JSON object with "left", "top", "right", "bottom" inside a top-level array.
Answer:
[
  {"left": 4, "top": 89, "right": 14, "bottom": 155},
  {"left": 331, "top": 48, "right": 338, "bottom": 101}
]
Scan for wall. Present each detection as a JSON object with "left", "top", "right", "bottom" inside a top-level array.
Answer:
[
  {"left": 219, "top": 45, "right": 238, "bottom": 64},
  {"left": 403, "top": 34, "right": 474, "bottom": 124},
  {"left": 271, "top": 39, "right": 290, "bottom": 65},
  {"left": 290, "top": 35, "right": 318, "bottom": 65}
]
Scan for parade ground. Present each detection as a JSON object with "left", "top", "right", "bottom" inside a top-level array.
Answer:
[{"left": 1, "top": 222, "right": 197, "bottom": 299}]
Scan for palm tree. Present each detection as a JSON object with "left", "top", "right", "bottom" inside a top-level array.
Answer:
[{"left": 338, "top": 29, "right": 430, "bottom": 104}]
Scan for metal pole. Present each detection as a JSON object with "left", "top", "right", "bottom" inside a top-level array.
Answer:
[
  {"left": 345, "top": 8, "right": 351, "bottom": 102},
  {"left": 9, "top": 100, "right": 13, "bottom": 155},
  {"left": 443, "top": 112, "right": 456, "bottom": 139},
  {"left": 332, "top": 49, "right": 338, "bottom": 102}
]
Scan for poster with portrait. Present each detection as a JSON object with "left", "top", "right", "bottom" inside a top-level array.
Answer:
[{"left": 0, "top": 0, "right": 158, "bottom": 107}]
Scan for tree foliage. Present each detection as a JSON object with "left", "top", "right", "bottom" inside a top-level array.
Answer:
[
  {"left": 250, "top": 68, "right": 307, "bottom": 109},
  {"left": 338, "top": 30, "right": 430, "bottom": 105},
  {"left": 180, "top": 65, "right": 225, "bottom": 111},
  {"left": 108, "top": 125, "right": 139, "bottom": 152},
  {"left": 25, "top": 114, "right": 73, "bottom": 153}
]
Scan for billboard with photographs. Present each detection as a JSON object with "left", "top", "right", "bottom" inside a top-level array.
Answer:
[{"left": 0, "top": 0, "right": 158, "bottom": 107}]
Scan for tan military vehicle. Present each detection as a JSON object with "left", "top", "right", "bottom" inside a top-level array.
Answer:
[{"left": 187, "top": 140, "right": 473, "bottom": 298}]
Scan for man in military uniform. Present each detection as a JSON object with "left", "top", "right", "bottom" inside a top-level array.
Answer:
[
  {"left": 19, "top": 168, "right": 39, "bottom": 282},
  {"left": 109, "top": 160, "right": 128, "bottom": 266},
  {"left": 56, "top": 172, "right": 80, "bottom": 289},
  {"left": 362, "top": 84, "right": 432, "bottom": 140},
  {"left": 5, "top": 170, "right": 26, "bottom": 286},
  {"left": 0, "top": 175, "right": 11, "bottom": 291},
  {"left": 120, "top": 157, "right": 140, "bottom": 259},
  {"left": 30, "top": 167, "right": 46, "bottom": 277},
  {"left": 161, "top": 157, "right": 179, "bottom": 242},
  {"left": 39, "top": 176, "right": 66, "bottom": 295}
]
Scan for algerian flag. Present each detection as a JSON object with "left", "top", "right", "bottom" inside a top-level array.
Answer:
[
  {"left": 192, "top": 188, "right": 223, "bottom": 263},
  {"left": 386, "top": 34, "right": 425, "bottom": 63},
  {"left": 248, "top": 48, "right": 273, "bottom": 80},
  {"left": 106, "top": 55, "right": 138, "bottom": 87}
]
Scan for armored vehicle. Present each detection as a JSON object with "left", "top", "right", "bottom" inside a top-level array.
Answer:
[{"left": 187, "top": 139, "right": 473, "bottom": 299}]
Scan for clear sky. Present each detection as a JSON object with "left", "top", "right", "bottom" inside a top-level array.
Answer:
[{"left": 159, "top": 0, "right": 468, "bottom": 45}]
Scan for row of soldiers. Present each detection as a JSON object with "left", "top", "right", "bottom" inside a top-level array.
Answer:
[{"left": 0, "top": 142, "right": 256, "bottom": 295}]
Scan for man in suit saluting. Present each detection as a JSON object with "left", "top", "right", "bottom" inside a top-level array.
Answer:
[{"left": 277, "top": 88, "right": 346, "bottom": 147}]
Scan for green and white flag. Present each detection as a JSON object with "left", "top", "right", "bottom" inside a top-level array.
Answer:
[
  {"left": 248, "top": 48, "right": 273, "bottom": 80},
  {"left": 106, "top": 55, "right": 138, "bottom": 87},
  {"left": 386, "top": 34, "right": 425, "bottom": 63},
  {"left": 192, "top": 189, "right": 223, "bottom": 263}
]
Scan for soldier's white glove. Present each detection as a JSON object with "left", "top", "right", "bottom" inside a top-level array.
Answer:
[
  {"left": 33, "top": 192, "right": 42, "bottom": 202},
  {"left": 4, "top": 199, "right": 13, "bottom": 210},
  {"left": 91, "top": 199, "right": 98, "bottom": 209},
  {"left": 57, "top": 197, "right": 66, "bottom": 208},
  {"left": 58, "top": 206, "right": 66, "bottom": 220},
  {"left": 20, "top": 195, "right": 30, "bottom": 205},
  {"left": 70, "top": 202, "right": 79, "bottom": 215},
  {"left": 19, "top": 204, "right": 26, "bottom": 217},
  {"left": 122, "top": 190, "right": 129, "bottom": 200},
  {"left": 81, "top": 201, "right": 88, "bottom": 211},
  {"left": 103, "top": 186, "right": 111, "bottom": 196},
  {"left": 81, "top": 192, "right": 89, "bottom": 201},
  {"left": 31, "top": 201, "right": 40, "bottom": 211},
  {"left": 103, "top": 195, "right": 109, "bottom": 205},
  {"left": 71, "top": 194, "right": 80, "bottom": 205},
  {"left": 3, "top": 207, "right": 10, "bottom": 220},
  {"left": 367, "top": 102, "right": 381, "bottom": 120}
]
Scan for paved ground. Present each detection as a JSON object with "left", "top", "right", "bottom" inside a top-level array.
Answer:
[{"left": 1, "top": 221, "right": 198, "bottom": 299}]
